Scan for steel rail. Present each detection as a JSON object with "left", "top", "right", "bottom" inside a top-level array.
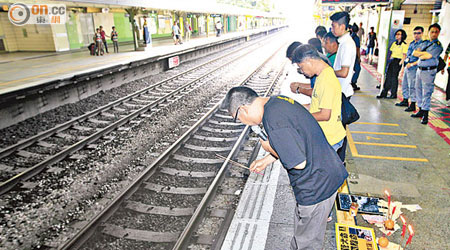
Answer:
[
  {"left": 0, "top": 34, "right": 278, "bottom": 195},
  {"left": 60, "top": 41, "right": 286, "bottom": 250},
  {"left": 0, "top": 33, "right": 276, "bottom": 160},
  {"left": 172, "top": 57, "right": 287, "bottom": 250}
]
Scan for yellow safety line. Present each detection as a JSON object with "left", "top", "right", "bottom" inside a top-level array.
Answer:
[
  {"left": 347, "top": 129, "right": 428, "bottom": 162},
  {"left": 353, "top": 141, "right": 417, "bottom": 148},
  {"left": 0, "top": 55, "right": 132, "bottom": 86},
  {"left": 352, "top": 154, "right": 428, "bottom": 162},
  {"left": 351, "top": 131, "right": 407, "bottom": 136},
  {"left": 353, "top": 122, "right": 399, "bottom": 126},
  {"left": 346, "top": 128, "right": 359, "bottom": 156},
  {"left": 352, "top": 94, "right": 373, "bottom": 97}
]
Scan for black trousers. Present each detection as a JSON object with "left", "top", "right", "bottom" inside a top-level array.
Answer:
[
  {"left": 446, "top": 68, "right": 450, "bottom": 101},
  {"left": 381, "top": 58, "right": 402, "bottom": 97}
]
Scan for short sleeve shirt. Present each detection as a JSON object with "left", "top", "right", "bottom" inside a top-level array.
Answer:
[
  {"left": 100, "top": 30, "right": 106, "bottom": 40},
  {"left": 172, "top": 25, "right": 180, "bottom": 35},
  {"left": 406, "top": 40, "right": 423, "bottom": 69},
  {"left": 390, "top": 42, "right": 408, "bottom": 59},
  {"left": 327, "top": 53, "right": 336, "bottom": 67},
  {"left": 417, "top": 39, "right": 443, "bottom": 67},
  {"left": 334, "top": 32, "right": 356, "bottom": 97},
  {"left": 262, "top": 96, "right": 348, "bottom": 205},
  {"left": 310, "top": 67, "right": 346, "bottom": 146}
]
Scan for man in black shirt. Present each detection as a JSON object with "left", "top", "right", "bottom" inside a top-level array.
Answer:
[{"left": 222, "top": 86, "right": 348, "bottom": 250}]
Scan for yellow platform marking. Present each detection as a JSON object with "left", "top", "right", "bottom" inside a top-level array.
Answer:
[
  {"left": 0, "top": 55, "right": 132, "bottom": 86},
  {"left": 429, "top": 118, "right": 449, "bottom": 129},
  {"left": 443, "top": 131, "right": 450, "bottom": 140},
  {"left": 366, "top": 136, "right": 381, "bottom": 140},
  {"left": 354, "top": 141, "right": 417, "bottom": 149},
  {"left": 353, "top": 122, "right": 399, "bottom": 127},
  {"left": 352, "top": 94, "right": 373, "bottom": 97},
  {"left": 347, "top": 129, "right": 428, "bottom": 162},
  {"left": 351, "top": 131, "right": 407, "bottom": 136},
  {"left": 30, "top": 57, "right": 75, "bottom": 68}
]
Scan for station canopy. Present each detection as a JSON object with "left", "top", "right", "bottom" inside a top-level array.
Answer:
[{"left": 62, "top": 0, "right": 282, "bottom": 18}]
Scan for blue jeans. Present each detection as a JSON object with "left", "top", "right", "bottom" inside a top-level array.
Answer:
[{"left": 332, "top": 138, "right": 344, "bottom": 152}]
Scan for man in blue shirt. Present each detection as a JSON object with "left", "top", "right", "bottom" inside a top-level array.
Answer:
[
  {"left": 351, "top": 23, "right": 361, "bottom": 91},
  {"left": 411, "top": 23, "right": 444, "bottom": 124},
  {"left": 395, "top": 26, "right": 424, "bottom": 112},
  {"left": 222, "top": 87, "right": 348, "bottom": 250}
]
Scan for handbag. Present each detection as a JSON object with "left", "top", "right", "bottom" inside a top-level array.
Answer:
[
  {"left": 341, "top": 94, "right": 360, "bottom": 125},
  {"left": 437, "top": 57, "right": 446, "bottom": 72}
]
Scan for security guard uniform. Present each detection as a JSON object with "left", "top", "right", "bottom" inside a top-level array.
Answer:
[
  {"left": 396, "top": 39, "right": 422, "bottom": 111},
  {"left": 412, "top": 39, "right": 443, "bottom": 124}
]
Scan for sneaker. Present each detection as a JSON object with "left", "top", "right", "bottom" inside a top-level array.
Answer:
[{"left": 446, "top": 100, "right": 450, "bottom": 107}]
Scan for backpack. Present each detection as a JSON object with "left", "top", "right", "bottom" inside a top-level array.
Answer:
[{"left": 341, "top": 94, "right": 360, "bottom": 125}]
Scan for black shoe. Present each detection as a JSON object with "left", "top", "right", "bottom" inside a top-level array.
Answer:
[
  {"left": 376, "top": 95, "right": 386, "bottom": 99},
  {"left": 353, "top": 86, "right": 361, "bottom": 91},
  {"left": 387, "top": 95, "right": 397, "bottom": 99},
  {"left": 421, "top": 111, "right": 429, "bottom": 124},
  {"left": 376, "top": 85, "right": 381, "bottom": 89},
  {"left": 404, "top": 102, "right": 416, "bottom": 112},
  {"left": 395, "top": 99, "right": 409, "bottom": 107},
  {"left": 411, "top": 108, "right": 424, "bottom": 118}
]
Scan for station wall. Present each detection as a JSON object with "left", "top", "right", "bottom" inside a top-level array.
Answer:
[
  {"left": 0, "top": 13, "right": 56, "bottom": 52},
  {"left": 401, "top": 4, "right": 433, "bottom": 40}
]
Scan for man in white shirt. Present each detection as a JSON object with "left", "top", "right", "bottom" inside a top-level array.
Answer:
[{"left": 331, "top": 12, "right": 356, "bottom": 99}]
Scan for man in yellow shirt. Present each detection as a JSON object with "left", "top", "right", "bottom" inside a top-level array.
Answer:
[{"left": 293, "top": 44, "right": 346, "bottom": 152}]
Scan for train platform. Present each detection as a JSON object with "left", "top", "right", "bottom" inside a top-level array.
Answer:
[
  {"left": 221, "top": 64, "right": 450, "bottom": 250},
  {"left": 0, "top": 27, "right": 279, "bottom": 96}
]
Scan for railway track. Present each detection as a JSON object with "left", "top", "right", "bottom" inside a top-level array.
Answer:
[
  {"left": 0, "top": 32, "right": 281, "bottom": 196},
  {"left": 60, "top": 38, "right": 287, "bottom": 250}
]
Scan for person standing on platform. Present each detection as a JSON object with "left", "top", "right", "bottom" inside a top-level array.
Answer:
[
  {"left": 308, "top": 38, "right": 323, "bottom": 54},
  {"left": 99, "top": 26, "right": 109, "bottom": 53},
  {"left": 330, "top": 11, "right": 355, "bottom": 162},
  {"left": 222, "top": 86, "right": 348, "bottom": 250},
  {"left": 111, "top": 26, "right": 119, "bottom": 53},
  {"left": 323, "top": 32, "right": 338, "bottom": 66},
  {"left": 411, "top": 23, "right": 443, "bottom": 124},
  {"left": 95, "top": 28, "right": 104, "bottom": 56},
  {"left": 216, "top": 21, "right": 222, "bottom": 37},
  {"left": 442, "top": 42, "right": 450, "bottom": 107},
  {"left": 395, "top": 26, "right": 424, "bottom": 111},
  {"left": 366, "top": 27, "right": 377, "bottom": 64},
  {"left": 377, "top": 29, "right": 408, "bottom": 99},
  {"left": 350, "top": 23, "right": 361, "bottom": 91},
  {"left": 172, "top": 21, "right": 182, "bottom": 45},
  {"left": 315, "top": 26, "right": 327, "bottom": 42},
  {"left": 184, "top": 20, "right": 192, "bottom": 42},
  {"left": 357, "top": 22, "right": 365, "bottom": 41},
  {"left": 292, "top": 44, "right": 346, "bottom": 153}
]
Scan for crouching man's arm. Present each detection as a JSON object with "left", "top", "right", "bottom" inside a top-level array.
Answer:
[{"left": 251, "top": 139, "right": 306, "bottom": 172}]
